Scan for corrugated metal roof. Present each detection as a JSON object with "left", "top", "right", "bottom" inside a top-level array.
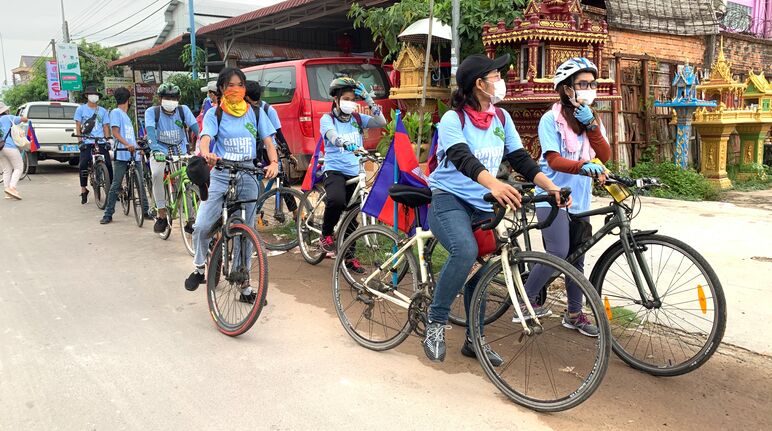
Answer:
[
  {"left": 197, "top": 0, "right": 316, "bottom": 36},
  {"left": 108, "top": 34, "right": 187, "bottom": 68},
  {"left": 606, "top": 0, "right": 720, "bottom": 36}
]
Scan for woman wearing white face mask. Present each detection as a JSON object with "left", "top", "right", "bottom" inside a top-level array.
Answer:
[
  {"left": 317, "top": 77, "right": 386, "bottom": 267},
  {"left": 145, "top": 82, "right": 200, "bottom": 233},
  {"left": 519, "top": 57, "right": 611, "bottom": 338}
]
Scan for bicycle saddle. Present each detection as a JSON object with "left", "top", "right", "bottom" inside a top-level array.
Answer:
[{"left": 388, "top": 184, "right": 432, "bottom": 208}]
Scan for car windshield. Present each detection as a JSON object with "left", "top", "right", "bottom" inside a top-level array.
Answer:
[
  {"left": 27, "top": 105, "right": 77, "bottom": 120},
  {"left": 307, "top": 63, "right": 389, "bottom": 102}
]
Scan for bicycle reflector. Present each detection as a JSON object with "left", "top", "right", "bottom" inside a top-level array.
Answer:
[
  {"left": 697, "top": 284, "right": 707, "bottom": 315},
  {"left": 604, "top": 296, "right": 613, "bottom": 321}
]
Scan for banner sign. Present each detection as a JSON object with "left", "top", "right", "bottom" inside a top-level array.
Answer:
[
  {"left": 134, "top": 83, "right": 158, "bottom": 137},
  {"left": 104, "top": 77, "right": 135, "bottom": 96},
  {"left": 46, "top": 61, "right": 68, "bottom": 101},
  {"left": 56, "top": 43, "right": 83, "bottom": 91}
]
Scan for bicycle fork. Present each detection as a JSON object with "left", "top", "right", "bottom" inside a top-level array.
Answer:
[
  {"left": 618, "top": 223, "right": 661, "bottom": 309},
  {"left": 501, "top": 246, "right": 543, "bottom": 335}
]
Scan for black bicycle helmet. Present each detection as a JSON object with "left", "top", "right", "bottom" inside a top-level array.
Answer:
[{"left": 328, "top": 76, "right": 358, "bottom": 97}]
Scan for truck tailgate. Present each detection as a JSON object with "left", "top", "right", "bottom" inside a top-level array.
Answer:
[{"left": 34, "top": 120, "right": 78, "bottom": 145}]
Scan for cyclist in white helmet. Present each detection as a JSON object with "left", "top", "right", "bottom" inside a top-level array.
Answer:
[{"left": 520, "top": 57, "right": 612, "bottom": 337}]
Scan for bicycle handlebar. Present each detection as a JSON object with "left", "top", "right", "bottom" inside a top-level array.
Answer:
[
  {"left": 214, "top": 159, "right": 264, "bottom": 176},
  {"left": 481, "top": 186, "right": 572, "bottom": 231}
]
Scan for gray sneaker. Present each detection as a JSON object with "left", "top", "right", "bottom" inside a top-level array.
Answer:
[
  {"left": 461, "top": 337, "right": 504, "bottom": 367},
  {"left": 512, "top": 302, "right": 552, "bottom": 323},
  {"left": 423, "top": 322, "right": 448, "bottom": 362},
  {"left": 562, "top": 311, "right": 600, "bottom": 337}
]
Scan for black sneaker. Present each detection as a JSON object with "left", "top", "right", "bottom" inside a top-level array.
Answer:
[
  {"left": 154, "top": 217, "right": 169, "bottom": 233},
  {"left": 238, "top": 287, "right": 257, "bottom": 304},
  {"left": 423, "top": 322, "right": 447, "bottom": 363},
  {"left": 461, "top": 337, "right": 504, "bottom": 367},
  {"left": 80, "top": 190, "right": 89, "bottom": 205},
  {"left": 144, "top": 212, "right": 154, "bottom": 220},
  {"left": 185, "top": 268, "right": 205, "bottom": 291},
  {"left": 184, "top": 221, "right": 195, "bottom": 234},
  {"left": 99, "top": 216, "right": 112, "bottom": 225}
]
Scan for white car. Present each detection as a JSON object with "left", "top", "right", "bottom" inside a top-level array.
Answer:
[{"left": 16, "top": 101, "right": 81, "bottom": 173}]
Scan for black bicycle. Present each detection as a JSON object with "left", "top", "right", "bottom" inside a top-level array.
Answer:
[
  {"left": 115, "top": 140, "right": 150, "bottom": 227},
  {"left": 205, "top": 159, "right": 269, "bottom": 337},
  {"left": 441, "top": 174, "right": 726, "bottom": 376},
  {"left": 73, "top": 134, "right": 111, "bottom": 209}
]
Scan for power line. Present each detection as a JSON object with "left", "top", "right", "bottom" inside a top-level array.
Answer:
[
  {"left": 96, "top": 1, "right": 172, "bottom": 43},
  {"left": 75, "top": 0, "right": 163, "bottom": 40},
  {"left": 69, "top": 0, "right": 113, "bottom": 30}
]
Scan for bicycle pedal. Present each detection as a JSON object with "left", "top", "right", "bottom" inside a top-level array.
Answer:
[{"left": 356, "top": 293, "right": 374, "bottom": 305}]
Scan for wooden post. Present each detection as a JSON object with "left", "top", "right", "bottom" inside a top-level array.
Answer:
[{"left": 642, "top": 57, "right": 650, "bottom": 161}]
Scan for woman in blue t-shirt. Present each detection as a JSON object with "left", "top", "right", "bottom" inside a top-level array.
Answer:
[
  {"left": 184, "top": 68, "right": 279, "bottom": 298},
  {"left": 521, "top": 58, "right": 612, "bottom": 338},
  {"left": 0, "top": 102, "right": 28, "bottom": 200},
  {"left": 423, "top": 54, "right": 566, "bottom": 364},
  {"left": 317, "top": 77, "right": 386, "bottom": 269}
]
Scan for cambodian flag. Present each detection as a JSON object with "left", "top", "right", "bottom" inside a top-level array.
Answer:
[
  {"left": 362, "top": 115, "right": 429, "bottom": 233},
  {"left": 425, "top": 126, "right": 439, "bottom": 175},
  {"left": 301, "top": 136, "right": 325, "bottom": 191},
  {"left": 27, "top": 122, "right": 40, "bottom": 152}
]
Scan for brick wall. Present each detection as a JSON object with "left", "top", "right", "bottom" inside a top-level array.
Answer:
[
  {"left": 717, "top": 32, "right": 772, "bottom": 78},
  {"left": 606, "top": 29, "right": 707, "bottom": 64}
]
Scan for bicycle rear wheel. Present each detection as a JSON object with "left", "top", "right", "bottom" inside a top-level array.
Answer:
[
  {"left": 296, "top": 185, "right": 326, "bottom": 264},
  {"left": 120, "top": 173, "right": 130, "bottom": 215},
  {"left": 131, "top": 169, "right": 144, "bottom": 227},
  {"left": 207, "top": 223, "right": 268, "bottom": 336},
  {"left": 254, "top": 186, "right": 306, "bottom": 251},
  {"left": 469, "top": 251, "right": 610, "bottom": 412},
  {"left": 333, "top": 225, "right": 418, "bottom": 351},
  {"left": 590, "top": 234, "right": 726, "bottom": 376},
  {"left": 180, "top": 185, "right": 200, "bottom": 257},
  {"left": 93, "top": 163, "right": 109, "bottom": 210}
]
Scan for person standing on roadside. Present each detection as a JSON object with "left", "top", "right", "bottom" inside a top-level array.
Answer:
[
  {"left": 0, "top": 102, "right": 29, "bottom": 200},
  {"left": 74, "top": 85, "right": 112, "bottom": 204}
]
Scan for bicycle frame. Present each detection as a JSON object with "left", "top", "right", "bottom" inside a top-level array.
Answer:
[{"left": 163, "top": 155, "right": 194, "bottom": 220}]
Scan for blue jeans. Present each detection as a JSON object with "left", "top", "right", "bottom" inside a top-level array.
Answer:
[
  {"left": 427, "top": 191, "right": 493, "bottom": 337},
  {"left": 192, "top": 167, "right": 260, "bottom": 267},
  {"left": 104, "top": 160, "right": 149, "bottom": 218},
  {"left": 523, "top": 208, "right": 590, "bottom": 313}
]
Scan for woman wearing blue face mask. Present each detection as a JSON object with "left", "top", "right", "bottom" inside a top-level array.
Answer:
[
  {"left": 317, "top": 77, "right": 386, "bottom": 271},
  {"left": 184, "top": 67, "right": 279, "bottom": 297},
  {"left": 520, "top": 57, "right": 612, "bottom": 338}
]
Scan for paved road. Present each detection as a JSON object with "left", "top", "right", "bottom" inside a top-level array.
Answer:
[{"left": 1, "top": 162, "right": 770, "bottom": 430}]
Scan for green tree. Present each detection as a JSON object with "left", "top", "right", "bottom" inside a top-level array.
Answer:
[
  {"left": 349, "top": 0, "right": 526, "bottom": 62},
  {"left": 166, "top": 73, "right": 206, "bottom": 112},
  {"left": 0, "top": 40, "right": 123, "bottom": 110}
]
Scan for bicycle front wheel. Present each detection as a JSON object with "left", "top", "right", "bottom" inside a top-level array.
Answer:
[
  {"left": 131, "top": 170, "right": 144, "bottom": 227},
  {"left": 469, "top": 251, "right": 611, "bottom": 412},
  {"left": 332, "top": 225, "right": 418, "bottom": 351},
  {"left": 180, "top": 185, "right": 200, "bottom": 257},
  {"left": 93, "top": 163, "right": 109, "bottom": 210},
  {"left": 254, "top": 186, "right": 306, "bottom": 251},
  {"left": 591, "top": 234, "right": 726, "bottom": 376},
  {"left": 120, "top": 173, "right": 130, "bottom": 215},
  {"left": 207, "top": 224, "right": 268, "bottom": 337},
  {"left": 296, "top": 185, "right": 326, "bottom": 265}
]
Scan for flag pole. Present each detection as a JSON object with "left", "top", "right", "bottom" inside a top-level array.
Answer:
[{"left": 392, "top": 110, "right": 401, "bottom": 287}]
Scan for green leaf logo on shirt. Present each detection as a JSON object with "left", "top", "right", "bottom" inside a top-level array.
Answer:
[
  {"left": 175, "top": 120, "right": 184, "bottom": 128},
  {"left": 494, "top": 127, "right": 505, "bottom": 143},
  {"left": 245, "top": 122, "right": 257, "bottom": 138}
]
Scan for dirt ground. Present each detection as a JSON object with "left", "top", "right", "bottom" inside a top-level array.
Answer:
[{"left": 269, "top": 249, "right": 772, "bottom": 431}]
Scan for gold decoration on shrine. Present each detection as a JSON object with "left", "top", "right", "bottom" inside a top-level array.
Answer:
[
  {"left": 743, "top": 69, "right": 772, "bottom": 112},
  {"left": 696, "top": 36, "right": 746, "bottom": 108},
  {"left": 389, "top": 43, "right": 449, "bottom": 101}
]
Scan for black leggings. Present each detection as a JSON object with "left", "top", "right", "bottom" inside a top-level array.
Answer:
[
  {"left": 79, "top": 145, "right": 113, "bottom": 187},
  {"left": 321, "top": 171, "right": 358, "bottom": 237}
]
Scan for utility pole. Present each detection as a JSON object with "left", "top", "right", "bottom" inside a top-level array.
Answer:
[
  {"left": 450, "top": 0, "right": 460, "bottom": 91},
  {"left": 60, "top": 0, "right": 70, "bottom": 43},
  {"left": 189, "top": 0, "right": 198, "bottom": 80},
  {"left": 0, "top": 33, "right": 8, "bottom": 87}
]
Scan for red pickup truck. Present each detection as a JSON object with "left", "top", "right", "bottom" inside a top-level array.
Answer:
[{"left": 243, "top": 57, "right": 395, "bottom": 178}]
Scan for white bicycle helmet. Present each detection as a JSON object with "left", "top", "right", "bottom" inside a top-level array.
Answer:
[{"left": 553, "top": 57, "right": 598, "bottom": 89}]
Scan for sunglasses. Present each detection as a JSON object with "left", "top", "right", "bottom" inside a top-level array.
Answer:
[{"left": 574, "top": 81, "right": 599, "bottom": 90}]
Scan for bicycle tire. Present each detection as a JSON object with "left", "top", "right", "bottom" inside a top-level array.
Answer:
[
  {"left": 469, "top": 250, "right": 611, "bottom": 412},
  {"left": 19, "top": 151, "right": 30, "bottom": 180},
  {"left": 332, "top": 224, "right": 418, "bottom": 351},
  {"left": 254, "top": 186, "right": 306, "bottom": 252},
  {"left": 143, "top": 163, "right": 157, "bottom": 218},
  {"left": 180, "top": 184, "right": 200, "bottom": 257},
  {"left": 159, "top": 184, "right": 173, "bottom": 240},
  {"left": 132, "top": 169, "right": 144, "bottom": 227},
  {"left": 335, "top": 204, "right": 377, "bottom": 251},
  {"left": 206, "top": 223, "right": 268, "bottom": 337},
  {"left": 120, "top": 173, "right": 130, "bottom": 215},
  {"left": 296, "top": 186, "right": 326, "bottom": 265},
  {"left": 93, "top": 163, "right": 109, "bottom": 210},
  {"left": 590, "top": 234, "right": 726, "bottom": 376}
]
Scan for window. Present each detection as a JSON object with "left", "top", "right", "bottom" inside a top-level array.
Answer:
[
  {"left": 259, "top": 67, "right": 296, "bottom": 105},
  {"left": 306, "top": 63, "right": 390, "bottom": 102},
  {"left": 27, "top": 105, "right": 77, "bottom": 120}
]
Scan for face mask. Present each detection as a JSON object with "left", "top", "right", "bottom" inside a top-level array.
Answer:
[
  {"left": 87, "top": 95, "right": 100, "bottom": 103},
  {"left": 223, "top": 87, "right": 245, "bottom": 104},
  {"left": 575, "top": 89, "right": 597, "bottom": 106},
  {"left": 161, "top": 100, "right": 179, "bottom": 112},
  {"left": 339, "top": 100, "right": 358, "bottom": 115},
  {"left": 220, "top": 86, "right": 248, "bottom": 117},
  {"left": 482, "top": 79, "right": 507, "bottom": 105}
]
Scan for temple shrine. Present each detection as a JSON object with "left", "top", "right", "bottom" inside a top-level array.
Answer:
[{"left": 481, "top": 0, "right": 618, "bottom": 157}]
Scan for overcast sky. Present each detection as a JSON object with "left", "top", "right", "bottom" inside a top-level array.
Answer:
[{"left": 1, "top": 0, "right": 281, "bottom": 88}]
